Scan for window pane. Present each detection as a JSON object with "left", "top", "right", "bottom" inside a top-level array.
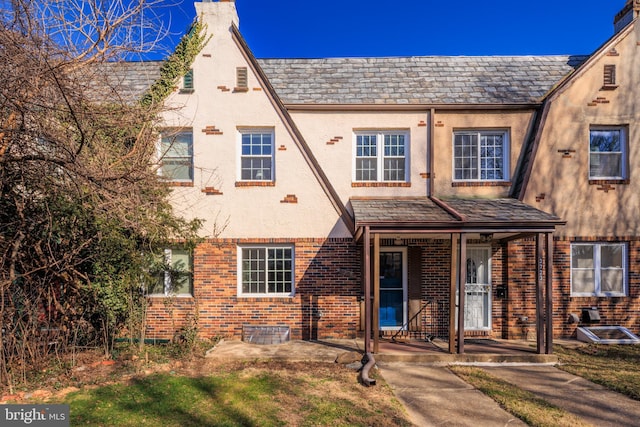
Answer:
[
  {"left": 383, "top": 158, "right": 405, "bottom": 181},
  {"left": 572, "top": 245, "right": 594, "bottom": 268},
  {"left": 601, "top": 245, "right": 623, "bottom": 268},
  {"left": 590, "top": 130, "right": 621, "bottom": 152},
  {"left": 572, "top": 270, "right": 595, "bottom": 294},
  {"left": 590, "top": 153, "right": 622, "bottom": 178},
  {"left": 601, "top": 270, "right": 623, "bottom": 293},
  {"left": 162, "top": 161, "right": 192, "bottom": 181},
  {"left": 356, "top": 158, "right": 377, "bottom": 181},
  {"left": 171, "top": 249, "right": 192, "bottom": 295}
]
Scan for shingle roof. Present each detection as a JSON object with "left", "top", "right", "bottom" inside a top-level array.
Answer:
[
  {"left": 351, "top": 198, "right": 458, "bottom": 226},
  {"left": 351, "top": 197, "right": 563, "bottom": 229},
  {"left": 258, "top": 56, "right": 587, "bottom": 105},
  {"left": 444, "top": 198, "right": 562, "bottom": 224},
  {"left": 91, "top": 61, "right": 162, "bottom": 103}
]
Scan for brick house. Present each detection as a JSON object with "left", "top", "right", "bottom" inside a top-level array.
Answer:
[{"left": 145, "top": 0, "right": 640, "bottom": 354}]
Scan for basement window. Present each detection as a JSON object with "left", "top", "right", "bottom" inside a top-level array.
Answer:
[{"left": 577, "top": 326, "right": 640, "bottom": 344}]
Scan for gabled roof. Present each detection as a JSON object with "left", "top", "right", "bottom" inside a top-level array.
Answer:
[{"left": 258, "top": 56, "right": 586, "bottom": 105}]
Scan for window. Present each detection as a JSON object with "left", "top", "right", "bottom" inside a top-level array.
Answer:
[
  {"left": 571, "top": 243, "right": 627, "bottom": 297},
  {"left": 160, "top": 130, "right": 193, "bottom": 181},
  {"left": 148, "top": 248, "right": 193, "bottom": 296},
  {"left": 453, "top": 130, "right": 509, "bottom": 181},
  {"left": 181, "top": 69, "right": 194, "bottom": 92},
  {"left": 239, "top": 246, "right": 294, "bottom": 296},
  {"left": 589, "top": 127, "right": 627, "bottom": 179},
  {"left": 239, "top": 130, "right": 274, "bottom": 181},
  {"left": 603, "top": 64, "right": 617, "bottom": 87},
  {"left": 354, "top": 131, "right": 408, "bottom": 182}
]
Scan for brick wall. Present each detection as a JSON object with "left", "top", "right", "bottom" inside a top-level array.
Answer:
[{"left": 145, "top": 238, "right": 361, "bottom": 340}]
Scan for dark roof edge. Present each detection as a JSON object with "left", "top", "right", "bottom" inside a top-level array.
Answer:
[
  {"left": 231, "top": 24, "right": 355, "bottom": 234},
  {"left": 285, "top": 103, "right": 541, "bottom": 112}
]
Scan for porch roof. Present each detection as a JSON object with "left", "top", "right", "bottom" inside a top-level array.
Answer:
[{"left": 350, "top": 197, "right": 564, "bottom": 232}]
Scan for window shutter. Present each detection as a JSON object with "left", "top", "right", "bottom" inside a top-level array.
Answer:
[{"left": 183, "top": 69, "right": 194, "bottom": 90}]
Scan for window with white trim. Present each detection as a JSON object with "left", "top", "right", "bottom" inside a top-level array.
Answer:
[
  {"left": 239, "top": 130, "right": 274, "bottom": 181},
  {"left": 159, "top": 130, "right": 193, "bottom": 182},
  {"left": 571, "top": 243, "right": 627, "bottom": 297},
  {"left": 589, "top": 126, "right": 627, "bottom": 179},
  {"left": 239, "top": 246, "right": 294, "bottom": 296},
  {"left": 354, "top": 131, "right": 408, "bottom": 182},
  {"left": 148, "top": 248, "right": 193, "bottom": 296},
  {"left": 453, "top": 130, "right": 509, "bottom": 181}
]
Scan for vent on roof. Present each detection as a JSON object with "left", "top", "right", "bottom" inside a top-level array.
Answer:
[
  {"left": 603, "top": 64, "right": 617, "bottom": 89},
  {"left": 235, "top": 67, "right": 248, "bottom": 92}
]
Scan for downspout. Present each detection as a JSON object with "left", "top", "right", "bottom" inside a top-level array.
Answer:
[
  {"left": 360, "top": 226, "right": 377, "bottom": 386},
  {"left": 427, "top": 108, "right": 435, "bottom": 197}
]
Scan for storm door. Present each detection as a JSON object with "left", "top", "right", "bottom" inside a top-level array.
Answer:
[
  {"left": 379, "top": 248, "right": 408, "bottom": 330},
  {"left": 464, "top": 246, "right": 491, "bottom": 330}
]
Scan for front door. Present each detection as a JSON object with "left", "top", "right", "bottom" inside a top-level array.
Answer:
[
  {"left": 379, "top": 249, "right": 407, "bottom": 330},
  {"left": 464, "top": 247, "right": 491, "bottom": 330}
]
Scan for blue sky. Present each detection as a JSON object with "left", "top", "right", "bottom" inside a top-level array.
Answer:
[{"left": 162, "top": 0, "right": 626, "bottom": 59}]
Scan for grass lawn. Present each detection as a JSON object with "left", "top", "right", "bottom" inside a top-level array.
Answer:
[
  {"left": 64, "top": 360, "right": 412, "bottom": 427},
  {"left": 555, "top": 343, "right": 640, "bottom": 400}
]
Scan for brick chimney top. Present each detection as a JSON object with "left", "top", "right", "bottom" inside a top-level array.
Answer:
[{"left": 614, "top": 0, "right": 640, "bottom": 34}]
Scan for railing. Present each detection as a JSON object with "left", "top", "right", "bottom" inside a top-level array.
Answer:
[{"left": 391, "top": 299, "right": 433, "bottom": 342}]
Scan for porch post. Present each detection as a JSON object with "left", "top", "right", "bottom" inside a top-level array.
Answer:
[
  {"left": 545, "top": 233, "right": 554, "bottom": 354},
  {"left": 449, "top": 234, "right": 458, "bottom": 354},
  {"left": 364, "top": 227, "right": 371, "bottom": 354},
  {"left": 373, "top": 233, "right": 381, "bottom": 353},
  {"left": 457, "top": 233, "right": 467, "bottom": 354},
  {"left": 535, "top": 233, "right": 544, "bottom": 354}
]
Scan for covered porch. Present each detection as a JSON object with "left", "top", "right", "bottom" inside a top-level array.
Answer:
[{"left": 351, "top": 197, "right": 565, "bottom": 356}]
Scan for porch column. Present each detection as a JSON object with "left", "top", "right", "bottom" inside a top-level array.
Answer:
[
  {"left": 456, "top": 233, "right": 467, "bottom": 354},
  {"left": 364, "top": 227, "right": 371, "bottom": 354},
  {"left": 545, "top": 233, "right": 554, "bottom": 354},
  {"left": 449, "top": 234, "right": 458, "bottom": 354},
  {"left": 535, "top": 233, "right": 544, "bottom": 354},
  {"left": 373, "top": 233, "right": 381, "bottom": 353}
]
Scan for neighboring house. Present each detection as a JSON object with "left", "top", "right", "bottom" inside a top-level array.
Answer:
[{"left": 144, "top": 0, "right": 640, "bottom": 354}]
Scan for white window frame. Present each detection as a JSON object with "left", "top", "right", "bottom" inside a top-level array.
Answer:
[
  {"left": 238, "top": 245, "right": 295, "bottom": 297},
  {"left": 148, "top": 248, "right": 193, "bottom": 297},
  {"left": 353, "top": 131, "right": 409, "bottom": 182},
  {"left": 158, "top": 129, "right": 193, "bottom": 182},
  {"left": 589, "top": 126, "right": 627, "bottom": 180},
  {"left": 571, "top": 242, "right": 627, "bottom": 297},
  {"left": 452, "top": 130, "right": 509, "bottom": 182},
  {"left": 237, "top": 129, "right": 275, "bottom": 182}
]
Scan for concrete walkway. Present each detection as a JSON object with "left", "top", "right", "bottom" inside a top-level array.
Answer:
[
  {"left": 378, "top": 363, "right": 640, "bottom": 427},
  {"left": 377, "top": 362, "right": 527, "bottom": 426}
]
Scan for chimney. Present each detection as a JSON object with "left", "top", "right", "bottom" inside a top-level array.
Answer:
[
  {"left": 195, "top": 0, "right": 239, "bottom": 29},
  {"left": 614, "top": 0, "right": 640, "bottom": 34}
]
